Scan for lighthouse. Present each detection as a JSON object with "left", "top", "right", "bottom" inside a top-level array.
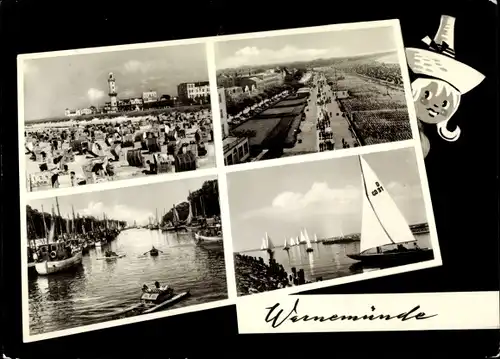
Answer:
[{"left": 108, "top": 72, "right": 118, "bottom": 112}]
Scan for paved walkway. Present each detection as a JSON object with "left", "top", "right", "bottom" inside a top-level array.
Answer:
[{"left": 282, "top": 74, "right": 318, "bottom": 157}]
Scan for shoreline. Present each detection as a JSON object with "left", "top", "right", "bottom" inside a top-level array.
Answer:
[{"left": 234, "top": 253, "right": 319, "bottom": 296}]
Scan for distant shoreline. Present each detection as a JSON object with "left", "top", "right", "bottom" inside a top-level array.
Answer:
[
  {"left": 25, "top": 105, "right": 211, "bottom": 125},
  {"left": 237, "top": 222, "right": 430, "bottom": 253}
]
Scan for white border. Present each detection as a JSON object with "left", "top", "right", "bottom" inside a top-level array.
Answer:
[
  {"left": 206, "top": 41, "right": 239, "bottom": 301},
  {"left": 18, "top": 18, "right": 443, "bottom": 342}
]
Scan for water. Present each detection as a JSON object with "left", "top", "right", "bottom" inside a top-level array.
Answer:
[
  {"left": 240, "top": 233, "right": 431, "bottom": 282},
  {"left": 28, "top": 228, "right": 227, "bottom": 335}
]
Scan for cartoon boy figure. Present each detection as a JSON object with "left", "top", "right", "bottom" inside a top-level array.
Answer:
[{"left": 406, "top": 15, "right": 485, "bottom": 157}]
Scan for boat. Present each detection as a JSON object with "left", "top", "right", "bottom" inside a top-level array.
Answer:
[
  {"left": 194, "top": 231, "right": 223, "bottom": 249},
  {"left": 150, "top": 247, "right": 159, "bottom": 256},
  {"left": 312, "top": 234, "right": 319, "bottom": 243},
  {"left": 140, "top": 283, "right": 191, "bottom": 314},
  {"left": 346, "top": 156, "right": 433, "bottom": 266},
  {"left": 163, "top": 204, "right": 187, "bottom": 231},
  {"left": 305, "top": 232, "right": 314, "bottom": 253},
  {"left": 283, "top": 237, "right": 290, "bottom": 251},
  {"left": 299, "top": 230, "right": 307, "bottom": 245},
  {"left": 260, "top": 232, "right": 275, "bottom": 254},
  {"left": 33, "top": 221, "right": 82, "bottom": 275}
]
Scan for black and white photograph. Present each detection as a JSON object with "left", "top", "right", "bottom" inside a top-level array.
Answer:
[
  {"left": 214, "top": 20, "right": 416, "bottom": 166},
  {"left": 23, "top": 176, "right": 227, "bottom": 340},
  {"left": 227, "top": 147, "right": 439, "bottom": 296},
  {"left": 20, "top": 42, "right": 216, "bottom": 193}
]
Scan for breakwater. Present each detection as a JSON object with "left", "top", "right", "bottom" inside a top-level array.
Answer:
[{"left": 234, "top": 253, "right": 320, "bottom": 296}]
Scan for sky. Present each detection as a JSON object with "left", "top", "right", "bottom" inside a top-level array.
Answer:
[
  {"left": 215, "top": 26, "right": 398, "bottom": 69},
  {"left": 22, "top": 43, "right": 208, "bottom": 121},
  {"left": 227, "top": 148, "right": 428, "bottom": 252},
  {"left": 28, "top": 176, "right": 216, "bottom": 227}
]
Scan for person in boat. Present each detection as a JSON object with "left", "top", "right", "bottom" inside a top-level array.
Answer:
[
  {"left": 413, "top": 242, "right": 421, "bottom": 250},
  {"left": 154, "top": 281, "right": 160, "bottom": 289},
  {"left": 142, "top": 283, "right": 150, "bottom": 293},
  {"left": 397, "top": 244, "right": 408, "bottom": 252}
]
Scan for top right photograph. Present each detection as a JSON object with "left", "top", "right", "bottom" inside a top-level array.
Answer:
[{"left": 214, "top": 21, "right": 415, "bottom": 166}]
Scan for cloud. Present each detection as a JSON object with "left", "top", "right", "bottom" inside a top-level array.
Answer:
[
  {"left": 78, "top": 201, "right": 153, "bottom": 226},
  {"left": 242, "top": 182, "right": 360, "bottom": 221},
  {"left": 385, "top": 181, "right": 423, "bottom": 201},
  {"left": 123, "top": 60, "right": 169, "bottom": 75},
  {"left": 218, "top": 45, "right": 340, "bottom": 69},
  {"left": 87, "top": 88, "right": 106, "bottom": 104}
]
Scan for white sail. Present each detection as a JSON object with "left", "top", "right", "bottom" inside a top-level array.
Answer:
[
  {"left": 304, "top": 228, "right": 311, "bottom": 243},
  {"left": 359, "top": 156, "right": 415, "bottom": 253},
  {"left": 299, "top": 230, "right": 306, "bottom": 244},
  {"left": 289, "top": 237, "right": 295, "bottom": 246},
  {"left": 305, "top": 232, "right": 312, "bottom": 249},
  {"left": 260, "top": 238, "right": 267, "bottom": 250},
  {"left": 48, "top": 220, "right": 55, "bottom": 243},
  {"left": 284, "top": 237, "right": 289, "bottom": 248},
  {"left": 265, "top": 232, "right": 275, "bottom": 250},
  {"left": 295, "top": 236, "right": 299, "bottom": 246},
  {"left": 172, "top": 205, "right": 180, "bottom": 225},
  {"left": 186, "top": 201, "right": 193, "bottom": 225},
  {"left": 313, "top": 233, "right": 318, "bottom": 243}
]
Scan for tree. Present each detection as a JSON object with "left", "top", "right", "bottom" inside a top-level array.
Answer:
[{"left": 162, "top": 179, "right": 220, "bottom": 224}]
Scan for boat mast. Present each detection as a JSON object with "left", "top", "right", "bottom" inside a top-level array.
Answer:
[
  {"left": 72, "top": 205, "right": 76, "bottom": 236},
  {"left": 55, "top": 196, "right": 63, "bottom": 236}
]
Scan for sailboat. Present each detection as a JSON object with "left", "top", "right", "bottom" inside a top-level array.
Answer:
[
  {"left": 347, "top": 156, "right": 433, "bottom": 266},
  {"left": 283, "top": 237, "right": 290, "bottom": 251},
  {"left": 260, "top": 232, "right": 275, "bottom": 254},
  {"left": 164, "top": 204, "right": 187, "bottom": 231},
  {"left": 185, "top": 199, "right": 197, "bottom": 230},
  {"left": 34, "top": 217, "right": 83, "bottom": 275},
  {"left": 305, "top": 232, "right": 314, "bottom": 253},
  {"left": 299, "top": 230, "right": 307, "bottom": 245},
  {"left": 312, "top": 233, "right": 319, "bottom": 243}
]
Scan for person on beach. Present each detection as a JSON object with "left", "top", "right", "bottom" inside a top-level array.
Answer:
[{"left": 406, "top": 15, "right": 485, "bottom": 158}]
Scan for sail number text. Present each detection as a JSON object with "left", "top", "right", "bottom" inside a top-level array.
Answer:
[{"left": 371, "top": 182, "right": 384, "bottom": 197}]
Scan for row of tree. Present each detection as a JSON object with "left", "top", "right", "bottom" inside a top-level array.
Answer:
[
  {"left": 161, "top": 179, "right": 220, "bottom": 224},
  {"left": 26, "top": 205, "right": 126, "bottom": 241}
]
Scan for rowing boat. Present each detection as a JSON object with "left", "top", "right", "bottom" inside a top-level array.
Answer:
[{"left": 142, "top": 291, "right": 190, "bottom": 314}]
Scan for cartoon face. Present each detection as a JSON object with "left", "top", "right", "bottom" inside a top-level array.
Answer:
[{"left": 414, "top": 80, "right": 457, "bottom": 124}]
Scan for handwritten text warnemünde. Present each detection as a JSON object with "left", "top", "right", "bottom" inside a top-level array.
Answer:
[{"left": 264, "top": 298, "right": 438, "bottom": 329}]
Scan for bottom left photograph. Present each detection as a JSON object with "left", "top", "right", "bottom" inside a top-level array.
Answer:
[{"left": 24, "top": 175, "right": 227, "bottom": 339}]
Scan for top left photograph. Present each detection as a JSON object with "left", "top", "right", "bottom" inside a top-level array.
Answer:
[{"left": 19, "top": 42, "right": 216, "bottom": 194}]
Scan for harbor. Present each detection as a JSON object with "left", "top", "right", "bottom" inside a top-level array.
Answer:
[{"left": 26, "top": 177, "right": 227, "bottom": 335}]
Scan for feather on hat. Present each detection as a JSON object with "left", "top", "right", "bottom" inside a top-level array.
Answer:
[{"left": 405, "top": 15, "right": 485, "bottom": 94}]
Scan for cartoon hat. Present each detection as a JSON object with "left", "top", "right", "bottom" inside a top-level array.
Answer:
[{"left": 406, "top": 15, "right": 485, "bottom": 94}]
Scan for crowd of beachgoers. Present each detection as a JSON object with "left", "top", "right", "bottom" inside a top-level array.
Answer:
[{"left": 24, "top": 108, "right": 215, "bottom": 192}]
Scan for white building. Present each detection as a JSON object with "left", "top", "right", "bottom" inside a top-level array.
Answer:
[
  {"left": 65, "top": 108, "right": 81, "bottom": 117},
  {"left": 178, "top": 81, "right": 210, "bottom": 102},
  {"left": 142, "top": 90, "right": 158, "bottom": 103},
  {"left": 80, "top": 108, "right": 93, "bottom": 115}
]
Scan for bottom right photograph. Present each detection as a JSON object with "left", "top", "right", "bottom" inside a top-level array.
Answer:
[{"left": 226, "top": 146, "right": 439, "bottom": 297}]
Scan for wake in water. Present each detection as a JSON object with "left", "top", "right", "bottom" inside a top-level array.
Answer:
[{"left": 74, "top": 298, "right": 142, "bottom": 320}]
